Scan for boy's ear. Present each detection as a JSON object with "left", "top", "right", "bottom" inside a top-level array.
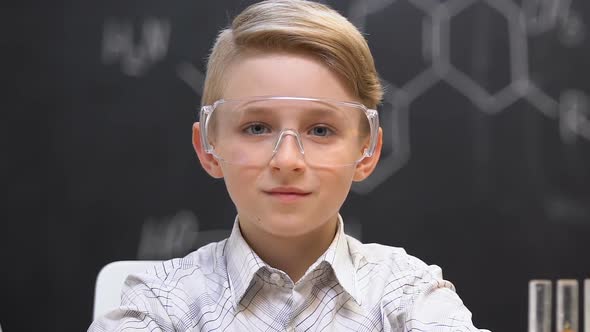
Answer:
[
  {"left": 192, "top": 122, "right": 224, "bottom": 178},
  {"left": 353, "top": 127, "right": 383, "bottom": 182}
]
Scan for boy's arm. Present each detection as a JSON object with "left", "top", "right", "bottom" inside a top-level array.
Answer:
[
  {"left": 402, "top": 264, "right": 491, "bottom": 332},
  {"left": 88, "top": 273, "right": 176, "bottom": 332}
]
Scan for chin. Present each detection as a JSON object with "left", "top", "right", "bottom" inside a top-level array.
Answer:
[{"left": 257, "top": 211, "right": 334, "bottom": 238}]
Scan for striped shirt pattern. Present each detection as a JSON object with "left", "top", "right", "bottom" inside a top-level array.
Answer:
[{"left": 88, "top": 216, "right": 490, "bottom": 331}]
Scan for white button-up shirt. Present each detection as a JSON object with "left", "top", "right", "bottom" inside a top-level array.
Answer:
[{"left": 89, "top": 216, "right": 490, "bottom": 331}]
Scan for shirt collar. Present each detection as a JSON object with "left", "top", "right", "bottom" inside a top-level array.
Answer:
[
  {"left": 225, "top": 216, "right": 266, "bottom": 309},
  {"left": 314, "top": 214, "right": 361, "bottom": 305},
  {"left": 225, "top": 214, "right": 361, "bottom": 308}
]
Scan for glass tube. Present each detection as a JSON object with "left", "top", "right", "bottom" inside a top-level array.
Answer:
[
  {"left": 529, "top": 280, "right": 552, "bottom": 332},
  {"left": 557, "top": 279, "right": 579, "bottom": 332},
  {"left": 584, "top": 279, "right": 589, "bottom": 332}
]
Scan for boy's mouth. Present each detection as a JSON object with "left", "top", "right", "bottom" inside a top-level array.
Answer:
[{"left": 264, "top": 187, "right": 312, "bottom": 202}]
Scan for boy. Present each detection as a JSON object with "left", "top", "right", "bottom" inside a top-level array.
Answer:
[{"left": 89, "top": 1, "right": 489, "bottom": 331}]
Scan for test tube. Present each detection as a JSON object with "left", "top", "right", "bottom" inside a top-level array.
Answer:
[
  {"left": 584, "top": 279, "right": 589, "bottom": 332},
  {"left": 529, "top": 280, "right": 552, "bottom": 332},
  {"left": 557, "top": 279, "right": 579, "bottom": 332}
]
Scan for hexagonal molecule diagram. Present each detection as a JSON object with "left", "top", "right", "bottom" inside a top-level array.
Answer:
[
  {"left": 433, "top": 0, "right": 531, "bottom": 114},
  {"left": 346, "top": 0, "right": 588, "bottom": 195}
]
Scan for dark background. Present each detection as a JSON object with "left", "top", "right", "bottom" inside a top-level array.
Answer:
[{"left": 3, "top": 0, "right": 590, "bottom": 331}]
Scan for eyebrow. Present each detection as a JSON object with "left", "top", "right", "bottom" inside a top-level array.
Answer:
[
  {"left": 241, "top": 108, "right": 353, "bottom": 129},
  {"left": 237, "top": 104, "right": 349, "bottom": 121}
]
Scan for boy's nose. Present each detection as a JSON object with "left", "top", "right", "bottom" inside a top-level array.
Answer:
[{"left": 269, "top": 130, "right": 306, "bottom": 170}]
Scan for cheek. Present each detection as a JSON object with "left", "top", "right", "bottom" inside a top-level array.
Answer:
[
  {"left": 221, "top": 165, "right": 260, "bottom": 205},
  {"left": 318, "top": 168, "right": 355, "bottom": 201}
]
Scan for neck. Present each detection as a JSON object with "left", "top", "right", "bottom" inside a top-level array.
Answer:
[{"left": 239, "top": 216, "right": 339, "bottom": 282}]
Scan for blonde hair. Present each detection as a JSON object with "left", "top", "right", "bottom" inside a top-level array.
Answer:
[{"left": 201, "top": 0, "right": 383, "bottom": 108}]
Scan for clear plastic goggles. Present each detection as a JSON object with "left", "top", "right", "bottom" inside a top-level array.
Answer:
[{"left": 199, "top": 96, "right": 379, "bottom": 168}]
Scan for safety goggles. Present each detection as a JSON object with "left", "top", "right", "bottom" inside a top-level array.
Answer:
[{"left": 199, "top": 96, "right": 379, "bottom": 168}]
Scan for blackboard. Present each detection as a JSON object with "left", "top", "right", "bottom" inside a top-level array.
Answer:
[{"left": 3, "top": 0, "right": 589, "bottom": 331}]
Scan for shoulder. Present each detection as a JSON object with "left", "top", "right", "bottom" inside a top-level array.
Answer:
[
  {"left": 346, "top": 237, "right": 486, "bottom": 331},
  {"left": 347, "top": 235, "right": 439, "bottom": 277},
  {"left": 152, "top": 239, "right": 227, "bottom": 279},
  {"left": 346, "top": 235, "right": 453, "bottom": 303},
  {"left": 123, "top": 239, "right": 230, "bottom": 308},
  {"left": 89, "top": 240, "right": 231, "bottom": 331}
]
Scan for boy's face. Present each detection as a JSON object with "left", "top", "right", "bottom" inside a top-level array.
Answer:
[{"left": 193, "top": 50, "right": 382, "bottom": 239}]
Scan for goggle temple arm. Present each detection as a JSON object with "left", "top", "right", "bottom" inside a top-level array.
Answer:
[
  {"left": 199, "top": 105, "right": 215, "bottom": 154},
  {"left": 365, "top": 108, "right": 380, "bottom": 158}
]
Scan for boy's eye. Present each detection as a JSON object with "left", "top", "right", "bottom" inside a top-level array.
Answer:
[
  {"left": 308, "top": 125, "right": 333, "bottom": 137},
  {"left": 244, "top": 123, "right": 271, "bottom": 135}
]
